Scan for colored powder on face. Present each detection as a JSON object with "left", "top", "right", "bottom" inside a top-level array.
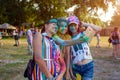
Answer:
[
  {"left": 55, "top": 25, "right": 58, "bottom": 32},
  {"left": 69, "top": 26, "right": 77, "bottom": 33},
  {"left": 60, "top": 22, "right": 67, "bottom": 34}
]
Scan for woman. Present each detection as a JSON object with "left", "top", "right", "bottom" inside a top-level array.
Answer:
[
  {"left": 33, "top": 19, "right": 66, "bottom": 80},
  {"left": 55, "top": 18, "right": 71, "bottom": 80},
  {"left": 109, "top": 27, "right": 120, "bottom": 59},
  {"left": 67, "top": 15, "right": 101, "bottom": 80}
]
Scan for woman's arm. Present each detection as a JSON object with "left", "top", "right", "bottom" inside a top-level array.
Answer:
[
  {"left": 56, "top": 53, "right": 66, "bottom": 80},
  {"left": 69, "top": 55, "right": 76, "bottom": 80},
  {"left": 53, "top": 33, "right": 89, "bottom": 46},
  {"left": 109, "top": 32, "right": 113, "bottom": 41},
  {"left": 33, "top": 32, "right": 52, "bottom": 79},
  {"left": 82, "top": 22, "right": 102, "bottom": 32},
  {"left": 65, "top": 47, "right": 71, "bottom": 80}
]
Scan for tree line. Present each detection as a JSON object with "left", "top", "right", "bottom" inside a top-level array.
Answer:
[{"left": 0, "top": 0, "right": 117, "bottom": 28}]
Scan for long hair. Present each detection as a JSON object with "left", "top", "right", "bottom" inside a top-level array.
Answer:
[
  {"left": 67, "top": 21, "right": 82, "bottom": 36},
  {"left": 114, "top": 27, "right": 119, "bottom": 32},
  {"left": 67, "top": 24, "right": 80, "bottom": 36}
]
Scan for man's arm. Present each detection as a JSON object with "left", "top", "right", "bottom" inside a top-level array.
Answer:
[{"left": 33, "top": 32, "right": 52, "bottom": 79}]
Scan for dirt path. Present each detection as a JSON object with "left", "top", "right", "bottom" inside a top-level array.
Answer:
[
  {"left": 94, "top": 59, "right": 120, "bottom": 80},
  {"left": 91, "top": 46, "right": 120, "bottom": 80}
]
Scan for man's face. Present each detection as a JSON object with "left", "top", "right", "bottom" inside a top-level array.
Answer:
[
  {"left": 59, "top": 21, "right": 67, "bottom": 34},
  {"left": 47, "top": 23, "right": 58, "bottom": 35}
]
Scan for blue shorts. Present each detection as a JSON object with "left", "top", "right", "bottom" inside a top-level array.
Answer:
[
  {"left": 112, "top": 39, "right": 120, "bottom": 45},
  {"left": 72, "top": 61, "right": 94, "bottom": 80}
]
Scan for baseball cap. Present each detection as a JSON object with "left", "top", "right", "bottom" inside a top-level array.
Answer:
[
  {"left": 45, "top": 19, "right": 57, "bottom": 24},
  {"left": 67, "top": 16, "right": 79, "bottom": 25}
]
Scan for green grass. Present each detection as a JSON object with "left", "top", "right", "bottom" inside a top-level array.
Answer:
[
  {"left": 0, "top": 38, "right": 31, "bottom": 80},
  {"left": 0, "top": 36, "right": 120, "bottom": 80}
]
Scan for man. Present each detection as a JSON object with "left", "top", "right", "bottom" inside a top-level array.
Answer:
[
  {"left": 26, "top": 24, "right": 34, "bottom": 55},
  {"left": 33, "top": 19, "right": 66, "bottom": 80}
]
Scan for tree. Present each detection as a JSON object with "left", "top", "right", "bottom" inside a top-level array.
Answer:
[
  {"left": 68, "top": 0, "right": 116, "bottom": 26},
  {"left": 34, "top": 0, "right": 67, "bottom": 21},
  {"left": 110, "top": 4, "right": 120, "bottom": 26},
  {"left": 0, "top": 0, "right": 41, "bottom": 27},
  {"left": 0, "top": 0, "right": 117, "bottom": 27}
]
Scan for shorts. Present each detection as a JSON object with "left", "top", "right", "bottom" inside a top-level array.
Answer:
[
  {"left": 112, "top": 39, "right": 119, "bottom": 45},
  {"left": 72, "top": 61, "right": 94, "bottom": 80},
  {"left": 14, "top": 35, "right": 19, "bottom": 40}
]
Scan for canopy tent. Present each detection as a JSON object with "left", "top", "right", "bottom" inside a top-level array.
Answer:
[
  {"left": 0, "top": 23, "right": 16, "bottom": 36},
  {"left": 0, "top": 23, "right": 16, "bottom": 29}
]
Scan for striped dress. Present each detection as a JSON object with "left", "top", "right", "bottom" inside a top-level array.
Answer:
[{"left": 32, "top": 34, "right": 61, "bottom": 80}]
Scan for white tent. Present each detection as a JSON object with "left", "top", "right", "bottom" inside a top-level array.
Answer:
[{"left": 0, "top": 23, "right": 16, "bottom": 29}]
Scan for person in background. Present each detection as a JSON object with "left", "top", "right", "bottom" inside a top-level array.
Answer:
[
  {"left": 96, "top": 31, "right": 101, "bottom": 48},
  {"left": 19, "top": 29, "right": 24, "bottom": 37},
  {"left": 0, "top": 31, "right": 3, "bottom": 47},
  {"left": 34, "top": 27, "right": 39, "bottom": 34},
  {"left": 13, "top": 28, "right": 19, "bottom": 46},
  {"left": 33, "top": 19, "right": 66, "bottom": 80},
  {"left": 109, "top": 27, "right": 120, "bottom": 59},
  {"left": 0, "top": 31, "right": 2, "bottom": 39},
  {"left": 26, "top": 24, "right": 34, "bottom": 55}
]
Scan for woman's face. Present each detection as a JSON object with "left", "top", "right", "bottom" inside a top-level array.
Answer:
[
  {"left": 59, "top": 21, "right": 67, "bottom": 34},
  {"left": 69, "top": 23, "right": 78, "bottom": 34},
  {"left": 46, "top": 23, "right": 58, "bottom": 35}
]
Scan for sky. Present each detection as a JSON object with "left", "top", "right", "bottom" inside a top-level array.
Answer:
[{"left": 67, "top": 3, "right": 116, "bottom": 22}]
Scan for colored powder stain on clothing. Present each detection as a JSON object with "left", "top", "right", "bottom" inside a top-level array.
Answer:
[{"left": 32, "top": 33, "right": 63, "bottom": 79}]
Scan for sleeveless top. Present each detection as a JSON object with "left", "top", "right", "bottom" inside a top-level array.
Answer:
[
  {"left": 111, "top": 31, "right": 120, "bottom": 44},
  {"left": 32, "top": 33, "right": 61, "bottom": 80},
  {"left": 111, "top": 31, "right": 119, "bottom": 40},
  {"left": 70, "top": 33, "right": 93, "bottom": 64}
]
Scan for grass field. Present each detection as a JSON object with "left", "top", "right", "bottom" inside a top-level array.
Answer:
[
  {"left": 0, "top": 37, "right": 120, "bottom": 80},
  {"left": 0, "top": 38, "right": 31, "bottom": 80}
]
